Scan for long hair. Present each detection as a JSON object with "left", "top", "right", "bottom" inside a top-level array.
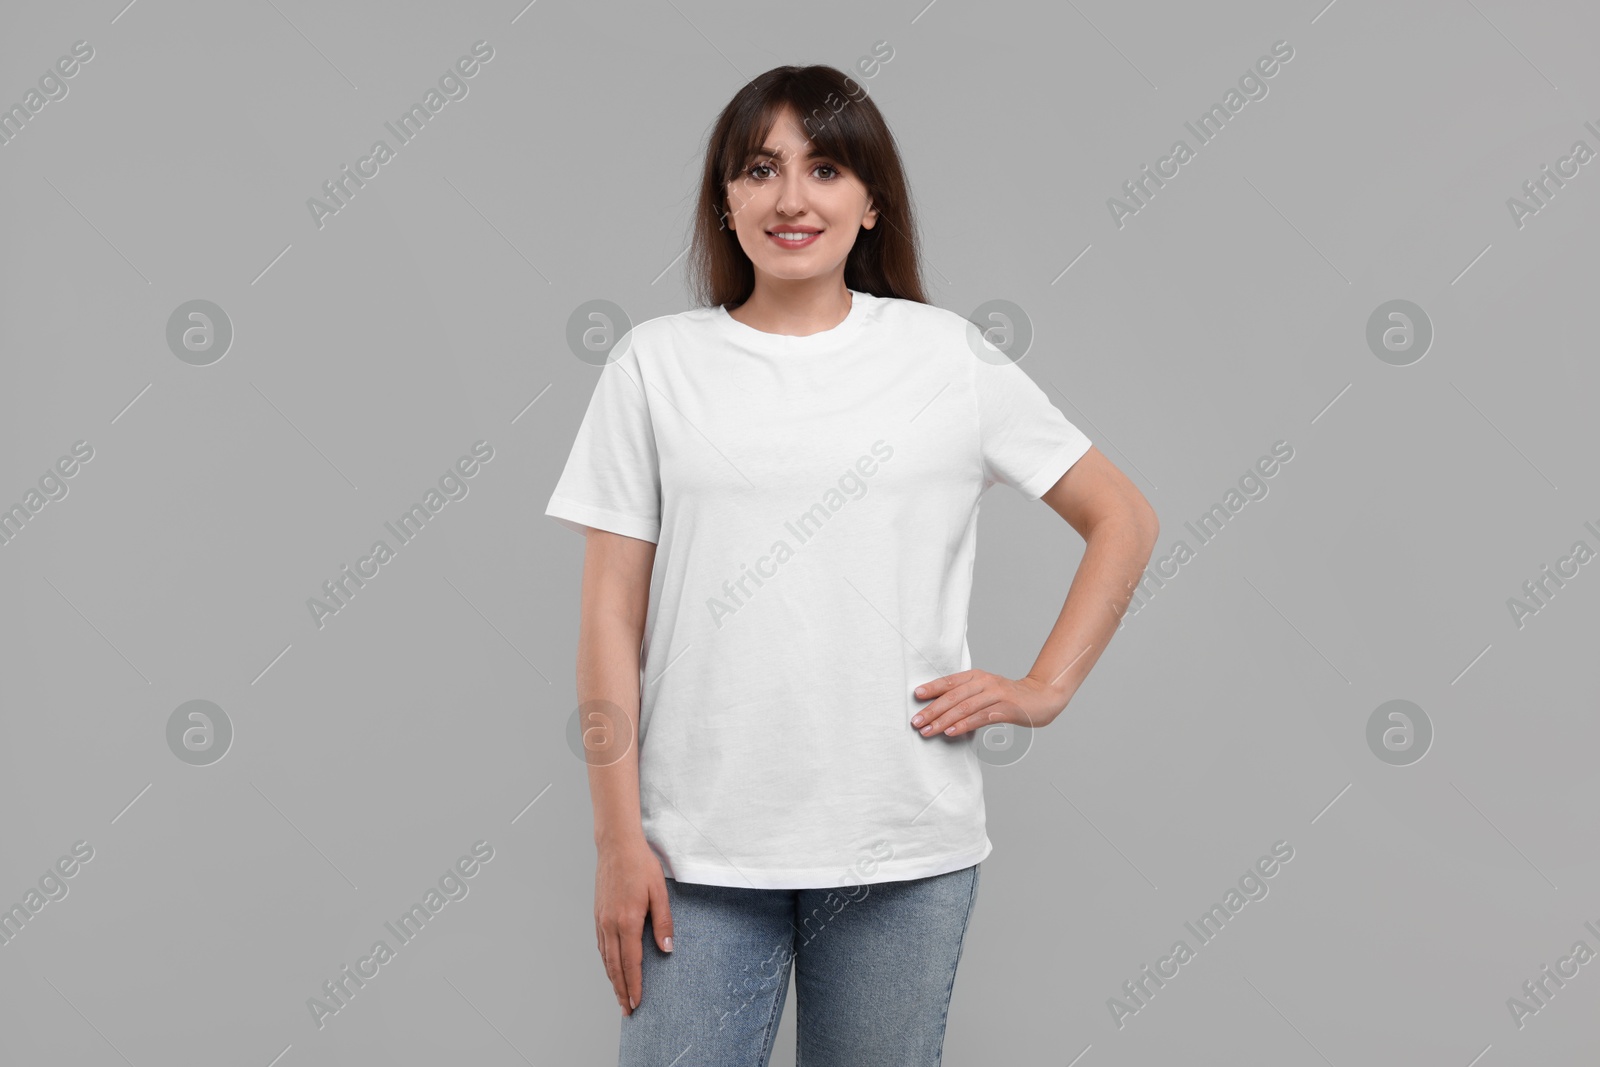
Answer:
[{"left": 688, "top": 65, "right": 928, "bottom": 310}]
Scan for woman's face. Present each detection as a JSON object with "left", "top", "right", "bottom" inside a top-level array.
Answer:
[{"left": 723, "top": 106, "right": 878, "bottom": 285}]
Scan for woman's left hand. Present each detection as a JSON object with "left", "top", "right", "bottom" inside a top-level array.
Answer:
[{"left": 910, "top": 670, "right": 1065, "bottom": 738}]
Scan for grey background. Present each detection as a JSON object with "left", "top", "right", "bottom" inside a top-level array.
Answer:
[{"left": 2, "top": 0, "right": 1596, "bottom": 1064}]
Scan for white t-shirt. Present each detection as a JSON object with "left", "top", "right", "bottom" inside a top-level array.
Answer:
[{"left": 545, "top": 288, "right": 1092, "bottom": 889}]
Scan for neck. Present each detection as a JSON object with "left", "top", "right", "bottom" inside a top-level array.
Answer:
[{"left": 728, "top": 276, "right": 854, "bottom": 337}]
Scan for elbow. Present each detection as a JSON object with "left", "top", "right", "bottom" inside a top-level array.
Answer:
[
  {"left": 1135, "top": 499, "right": 1160, "bottom": 554},
  {"left": 1095, "top": 496, "right": 1159, "bottom": 560}
]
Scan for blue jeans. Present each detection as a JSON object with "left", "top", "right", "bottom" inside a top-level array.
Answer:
[{"left": 619, "top": 863, "right": 980, "bottom": 1067}]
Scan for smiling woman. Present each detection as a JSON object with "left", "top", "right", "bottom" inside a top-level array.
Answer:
[
  {"left": 545, "top": 62, "right": 1160, "bottom": 1067},
  {"left": 695, "top": 69, "right": 923, "bottom": 338},
  {"left": 717, "top": 115, "right": 880, "bottom": 334}
]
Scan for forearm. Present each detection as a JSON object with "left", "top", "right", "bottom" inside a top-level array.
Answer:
[
  {"left": 577, "top": 605, "right": 648, "bottom": 849},
  {"left": 1025, "top": 506, "right": 1159, "bottom": 718}
]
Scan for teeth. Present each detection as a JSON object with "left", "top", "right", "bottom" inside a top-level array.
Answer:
[{"left": 772, "top": 232, "right": 815, "bottom": 240}]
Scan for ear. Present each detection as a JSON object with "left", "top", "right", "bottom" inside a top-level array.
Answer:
[{"left": 862, "top": 199, "right": 878, "bottom": 229}]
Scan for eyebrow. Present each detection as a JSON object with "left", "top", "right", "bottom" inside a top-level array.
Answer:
[{"left": 748, "top": 144, "right": 825, "bottom": 162}]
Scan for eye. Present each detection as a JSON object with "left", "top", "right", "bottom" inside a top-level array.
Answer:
[{"left": 744, "top": 160, "right": 843, "bottom": 181}]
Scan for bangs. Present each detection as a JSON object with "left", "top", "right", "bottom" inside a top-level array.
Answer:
[{"left": 725, "top": 90, "right": 868, "bottom": 181}]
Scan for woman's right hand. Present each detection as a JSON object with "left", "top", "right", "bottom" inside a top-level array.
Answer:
[{"left": 595, "top": 835, "right": 674, "bottom": 1016}]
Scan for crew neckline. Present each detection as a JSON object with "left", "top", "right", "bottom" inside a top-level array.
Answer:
[{"left": 715, "top": 288, "right": 870, "bottom": 348}]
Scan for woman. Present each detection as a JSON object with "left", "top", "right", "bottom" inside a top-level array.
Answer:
[{"left": 546, "top": 65, "right": 1159, "bottom": 1066}]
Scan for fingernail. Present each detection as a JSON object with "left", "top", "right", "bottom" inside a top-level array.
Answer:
[
  {"left": 911, "top": 715, "right": 924, "bottom": 727},
  {"left": 915, "top": 686, "right": 926, "bottom": 695},
  {"left": 664, "top": 936, "right": 673, "bottom": 952},
  {"left": 631, "top": 997, "right": 639, "bottom": 1010}
]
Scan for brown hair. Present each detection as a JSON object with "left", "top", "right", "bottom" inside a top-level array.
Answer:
[{"left": 687, "top": 65, "right": 929, "bottom": 311}]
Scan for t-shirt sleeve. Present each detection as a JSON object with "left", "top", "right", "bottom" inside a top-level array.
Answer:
[
  {"left": 972, "top": 352, "right": 1094, "bottom": 501},
  {"left": 544, "top": 343, "right": 662, "bottom": 543}
]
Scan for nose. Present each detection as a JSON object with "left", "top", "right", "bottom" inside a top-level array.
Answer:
[{"left": 773, "top": 167, "right": 809, "bottom": 219}]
